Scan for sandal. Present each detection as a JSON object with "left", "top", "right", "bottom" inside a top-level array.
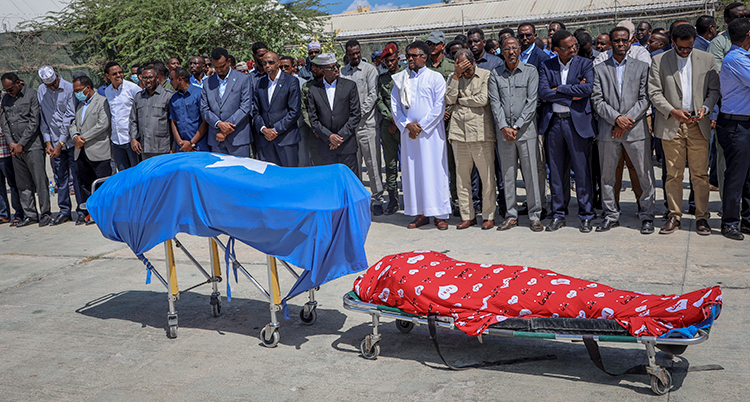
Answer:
[{"left": 10, "top": 217, "right": 21, "bottom": 227}]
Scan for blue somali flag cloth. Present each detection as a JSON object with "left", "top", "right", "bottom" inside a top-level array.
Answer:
[{"left": 87, "top": 153, "right": 371, "bottom": 312}]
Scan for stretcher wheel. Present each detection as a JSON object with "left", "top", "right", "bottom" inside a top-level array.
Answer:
[
  {"left": 260, "top": 326, "right": 280, "bottom": 348},
  {"left": 168, "top": 326, "right": 178, "bottom": 339},
  {"left": 656, "top": 344, "right": 688, "bottom": 356},
  {"left": 395, "top": 320, "right": 414, "bottom": 333},
  {"left": 360, "top": 338, "right": 380, "bottom": 360},
  {"left": 211, "top": 303, "right": 221, "bottom": 317},
  {"left": 299, "top": 307, "right": 317, "bottom": 325},
  {"left": 650, "top": 369, "right": 672, "bottom": 395}
]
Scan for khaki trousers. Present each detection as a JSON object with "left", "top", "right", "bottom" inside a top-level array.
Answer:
[
  {"left": 452, "top": 140, "right": 496, "bottom": 221},
  {"left": 662, "top": 122, "right": 709, "bottom": 220}
]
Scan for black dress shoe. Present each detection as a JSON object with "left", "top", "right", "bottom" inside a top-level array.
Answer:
[
  {"left": 15, "top": 217, "right": 38, "bottom": 228},
  {"left": 75, "top": 214, "right": 87, "bottom": 225},
  {"left": 372, "top": 204, "right": 384, "bottom": 216},
  {"left": 596, "top": 219, "right": 619, "bottom": 232},
  {"left": 383, "top": 197, "right": 399, "bottom": 215},
  {"left": 722, "top": 225, "right": 744, "bottom": 241},
  {"left": 640, "top": 220, "right": 655, "bottom": 235},
  {"left": 38, "top": 214, "right": 52, "bottom": 227},
  {"left": 50, "top": 214, "right": 71, "bottom": 226},
  {"left": 546, "top": 218, "right": 566, "bottom": 232},
  {"left": 580, "top": 219, "right": 593, "bottom": 233},
  {"left": 741, "top": 221, "right": 750, "bottom": 234}
]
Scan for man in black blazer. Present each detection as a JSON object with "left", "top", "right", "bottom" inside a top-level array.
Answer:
[
  {"left": 252, "top": 51, "right": 302, "bottom": 167},
  {"left": 307, "top": 53, "right": 361, "bottom": 174},
  {"left": 517, "top": 22, "right": 553, "bottom": 70}
]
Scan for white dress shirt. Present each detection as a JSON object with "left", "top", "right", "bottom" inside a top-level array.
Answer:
[
  {"left": 676, "top": 53, "right": 694, "bottom": 112},
  {"left": 613, "top": 56, "right": 628, "bottom": 96},
  {"left": 267, "top": 72, "right": 279, "bottom": 104},
  {"left": 552, "top": 58, "right": 572, "bottom": 113},
  {"left": 105, "top": 80, "right": 142, "bottom": 145},
  {"left": 324, "top": 79, "right": 337, "bottom": 110}
]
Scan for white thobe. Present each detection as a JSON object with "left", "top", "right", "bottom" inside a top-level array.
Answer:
[{"left": 391, "top": 66, "right": 451, "bottom": 218}]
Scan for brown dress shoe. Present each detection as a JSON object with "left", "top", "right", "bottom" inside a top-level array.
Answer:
[
  {"left": 497, "top": 218, "right": 518, "bottom": 231},
  {"left": 530, "top": 220, "right": 544, "bottom": 232},
  {"left": 434, "top": 217, "right": 449, "bottom": 230},
  {"left": 696, "top": 219, "right": 711, "bottom": 236},
  {"left": 659, "top": 216, "right": 681, "bottom": 234},
  {"left": 456, "top": 218, "right": 477, "bottom": 229},
  {"left": 407, "top": 214, "right": 429, "bottom": 229},
  {"left": 481, "top": 220, "right": 495, "bottom": 230}
]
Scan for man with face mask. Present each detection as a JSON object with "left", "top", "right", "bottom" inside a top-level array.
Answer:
[
  {"left": 130, "top": 65, "right": 140, "bottom": 84},
  {"left": 0, "top": 72, "right": 50, "bottom": 227},
  {"left": 69, "top": 74, "right": 112, "bottom": 226}
]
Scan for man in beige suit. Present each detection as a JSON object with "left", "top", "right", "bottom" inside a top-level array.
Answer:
[
  {"left": 70, "top": 75, "right": 112, "bottom": 225},
  {"left": 648, "top": 24, "right": 720, "bottom": 235}
]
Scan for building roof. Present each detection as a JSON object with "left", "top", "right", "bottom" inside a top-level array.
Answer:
[
  {"left": 323, "top": 0, "right": 717, "bottom": 40},
  {"left": 0, "top": 0, "right": 67, "bottom": 32}
]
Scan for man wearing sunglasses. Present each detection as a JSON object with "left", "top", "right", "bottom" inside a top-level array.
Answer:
[
  {"left": 298, "top": 42, "right": 321, "bottom": 81},
  {"left": 517, "top": 22, "right": 552, "bottom": 70},
  {"left": 252, "top": 51, "right": 302, "bottom": 167},
  {"left": 648, "top": 24, "right": 720, "bottom": 236}
]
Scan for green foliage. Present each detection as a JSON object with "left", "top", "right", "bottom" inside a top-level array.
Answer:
[{"left": 38, "top": 0, "right": 331, "bottom": 67}]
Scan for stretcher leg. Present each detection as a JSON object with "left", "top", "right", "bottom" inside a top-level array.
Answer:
[
  {"left": 300, "top": 288, "right": 318, "bottom": 325},
  {"left": 164, "top": 240, "right": 179, "bottom": 338},
  {"left": 644, "top": 340, "right": 672, "bottom": 395},
  {"left": 260, "top": 256, "right": 281, "bottom": 347},
  {"left": 208, "top": 238, "right": 222, "bottom": 317},
  {"left": 361, "top": 313, "right": 381, "bottom": 359}
]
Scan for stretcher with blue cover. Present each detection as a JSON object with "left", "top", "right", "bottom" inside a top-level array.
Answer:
[{"left": 87, "top": 153, "right": 370, "bottom": 345}]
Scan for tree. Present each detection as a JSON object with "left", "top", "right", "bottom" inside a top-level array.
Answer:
[{"left": 38, "top": 0, "right": 330, "bottom": 66}]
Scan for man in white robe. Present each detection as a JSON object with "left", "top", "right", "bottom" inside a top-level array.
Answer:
[{"left": 391, "top": 41, "right": 451, "bottom": 230}]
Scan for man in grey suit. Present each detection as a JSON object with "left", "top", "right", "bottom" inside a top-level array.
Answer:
[
  {"left": 592, "top": 27, "right": 656, "bottom": 234},
  {"left": 648, "top": 24, "right": 720, "bottom": 235},
  {"left": 70, "top": 75, "right": 112, "bottom": 225},
  {"left": 200, "top": 47, "right": 254, "bottom": 157},
  {"left": 129, "top": 66, "right": 173, "bottom": 160},
  {"left": 0, "top": 72, "right": 51, "bottom": 227}
]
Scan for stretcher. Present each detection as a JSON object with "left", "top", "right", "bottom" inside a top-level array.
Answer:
[
  {"left": 85, "top": 153, "right": 370, "bottom": 345},
  {"left": 344, "top": 251, "right": 722, "bottom": 395}
]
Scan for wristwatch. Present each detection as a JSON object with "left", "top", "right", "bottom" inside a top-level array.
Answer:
[{"left": 512, "top": 124, "right": 520, "bottom": 131}]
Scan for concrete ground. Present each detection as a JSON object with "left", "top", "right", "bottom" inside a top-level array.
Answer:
[{"left": 0, "top": 168, "right": 748, "bottom": 402}]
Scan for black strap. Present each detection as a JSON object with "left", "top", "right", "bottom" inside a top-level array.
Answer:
[
  {"left": 427, "top": 315, "right": 556, "bottom": 370},
  {"left": 582, "top": 335, "right": 646, "bottom": 376}
]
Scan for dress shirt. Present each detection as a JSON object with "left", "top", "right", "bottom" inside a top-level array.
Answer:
[
  {"left": 489, "top": 62, "right": 538, "bottom": 138},
  {"left": 719, "top": 45, "right": 750, "bottom": 116},
  {"left": 218, "top": 70, "right": 231, "bottom": 98},
  {"left": 676, "top": 53, "right": 694, "bottom": 112},
  {"left": 129, "top": 86, "right": 173, "bottom": 154},
  {"left": 170, "top": 85, "right": 209, "bottom": 151},
  {"left": 105, "top": 80, "right": 142, "bottom": 145},
  {"left": 519, "top": 44, "right": 535, "bottom": 64},
  {"left": 80, "top": 96, "right": 93, "bottom": 123},
  {"left": 324, "top": 79, "right": 337, "bottom": 110},
  {"left": 694, "top": 35, "right": 711, "bottom": 52},
  {"left": 37, "top": 77, "right": 76, "bottom": 147},
  {"left": 190, "top": 74, "right": 206, "bottom": 88},
  {"left": 552, "top": 58, "right": 572, "bottom": 113},
  {"left": 267, "top": 72, "right": 279, "bottom": 104},
  {"left": 476, "top": 51, "right": 503, "bottom": 72},
  {"left": 445, "top": 67, "right": 494, "bottom": 142},
  {"left": 613, "top": 56, "right": 627, "bottom": 95}
]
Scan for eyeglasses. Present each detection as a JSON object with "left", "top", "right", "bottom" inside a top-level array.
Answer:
[
  {"left": 611, "top": 38, "right": 629, "bottom": 44},
  {"left": 280, "top": 65, "right": 292, "bottom": 70},
  {"left": 502, "top": 46, "right": 520, "bottom": 52},
  {"left": 309, "top": 50, "right": 321, "bottom": 55},
  {"left": 320, "top": 64, "right": 340, "bottom": 71},
  {"left": 261, "top": 61, "right": 276, "bottom": 66},
  {"left": 426, "top": 41, "right": 440, "bottom": 47},
  {"left": 517, "top": 33, "right": 534, "bottom": 38},
  {"left": 558, "top": 43, "right": 579, "bottom": 52},
  {"left": 676, "top": 45, "right": 694, "bottom": 52},
  {"left": 406, "top": 53, "right": 425, "bottom": 59}
]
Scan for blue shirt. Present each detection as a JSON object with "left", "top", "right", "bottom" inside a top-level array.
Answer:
[
  {"left": 476, "top": 51, "right": 503, "bottom": 72},
  {"left": 169, "top": 85, "right": 209, "bottom": 151},
  {"left": 37, "top": 77, "right": 77, "bottom": 147},
  {"left": 190, "top": 75, "right": 207, "bottom": 89},
  {"left": 613, "top": 56, "right": 628, "bottom": 95},
  {"left": 694, "top": 35, "right": 711, "bottom": 52},
  {"left": 720, "top": 45, "right": 750, "bottom": 116},
  {"left": 519, "top": 44, "right": 535, "bottom": 64},
  {"left": 80, "top": 96, "right": 93, "bottom": 123},
  {"left": 218, "top": 70, "right": 232, "bottom": 98}
]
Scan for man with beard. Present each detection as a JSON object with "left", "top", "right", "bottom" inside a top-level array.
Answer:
[
  {"left": 189, "top": 56, "right": 207, "bottom": 88},
  {"left": 596, "top": 34, "right": 612, "bottom": 53}
]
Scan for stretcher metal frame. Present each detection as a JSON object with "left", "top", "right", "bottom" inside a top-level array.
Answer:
[
  {"left": 145, "top": 236, "right": 318, "bottom": 345},
  {"left": 343, "top": 291, "right": 711, "bottom": 395}
]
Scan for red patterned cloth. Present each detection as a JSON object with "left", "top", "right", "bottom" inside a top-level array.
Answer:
[{"left": 354, "top": 251, "right": 722, "bottom": 337}]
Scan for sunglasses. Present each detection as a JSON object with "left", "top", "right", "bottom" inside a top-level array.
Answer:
[
  {"left": 406, "top": 53, "right": 425, "bottom": 59},
  {"left": 517, "top": 33, "right": 534, "bottom": 38},
  {"left": 280, "top": 65, "right": 292, "bottom": 70},
  {"left": 676, "top": 45, "right": 694, "bottom": 52},
  {"left": 261, "top": 61, "right": 276, "bottom": 66}
]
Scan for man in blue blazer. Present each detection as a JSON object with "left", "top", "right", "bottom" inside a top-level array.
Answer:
[
  {"left": 200, "top": 47, "right": 254, "bottom": 157},
  {"left": 252, "top": 51, "right": 302, "bottom": 167},
  {"left": 517, "top": 22, "right": 553, "bottom": 70},
  {"left": 538, "top": 30, "right": 597, "bottom": 233}
]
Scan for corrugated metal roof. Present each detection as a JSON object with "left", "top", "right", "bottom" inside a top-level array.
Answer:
[
  {"left": 323, "top": 0, "right": 717, "bottom": 39},
  {"left": 0, "top": 0, "right": 67, "bottom": 31}
]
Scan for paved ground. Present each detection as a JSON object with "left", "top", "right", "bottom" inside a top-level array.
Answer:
[{"left": 0, "top": 172, "right": 748, "bottom": 401}]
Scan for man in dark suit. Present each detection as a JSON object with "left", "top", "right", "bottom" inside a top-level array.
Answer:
[
  {"left": 538, "top": 30, "right": 597, "bottom": 233},
  {"left": 200, "top": 47, "right": 254, "bottom": 157},
  {"left": 517, "top": 22, "right": 552, "bottom": 70},
  {"left": 252, "top": 51, "right": 302, "bottom": 167},
  {"left": 307, "top": 53, "right": 361, "bottom": 174}
]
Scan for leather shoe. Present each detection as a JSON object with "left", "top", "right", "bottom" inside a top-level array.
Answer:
[
  {"left": 546, "top": 218, "right": 566, "bottom": 232},
  {"left": 659, "top": 216, "right": 680, "bottom": 234},
  {"left": 456, "top": 218, "right": 477, "bottom": 229},
  {"left": 0, "top": 217, "right": 9, "bottom": 224},
  {"left": 530, "top": 220, "right": 544, "bottom": 232},
  {"left": 434, "top": 217, "right": 449, "bottom": 230},
  {"left": 496, "top": 218, "right": 517, "bottom": 231},
  {"left": 38, "top": 214, "right": 52, "bottom": 227},
  {"left": 76, "top": 214, "right": 87, "bottom": 225},
  {"left": 383, "top": 196, "right": 399, "bottom": 215},
  {"left": 741, "top": 221, "right": 750, "bottom": 234},
  {"left": 722, "top": 225, "right": 745, "bottom": 240},
  {"left": 596, "top": 219, "right": 619, "bottom": 232},
  {"left": 50, "top": 214, "right": 71, "bottom": 226},
  {"left": 372, "top": 204, "right": 384, "bottom": 216},
  {"left": 15, "top": 217, "right": 38, "bottom": 228},
  {"left": 408, "top": 215, "right": 429, "bottom": 229},
  {"left": 696, "top": 219, "right": 711, "bottom": 236},
  {"left": 580, "top": 219, "right": 593, "bottom": 233},
  {"left": 481, "top": 220, "right": 495, "bottom": 230},
  {"left": 640, "top": 220, "right": 655, "bottom": 235}
]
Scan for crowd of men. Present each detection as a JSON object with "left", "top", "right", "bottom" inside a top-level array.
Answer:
[{"left": 1, "top": 4, "right": 749, "bottom": 241}]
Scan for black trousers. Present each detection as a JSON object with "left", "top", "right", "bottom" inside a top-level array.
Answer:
[
  {"left": 320, "top": 152, "right": 357, "bottom": 176},
  {"left": 716, "top": 116, "right": 750, "bottom": 227},
  {"left": 13, "top": 149, "right": 50, "bottom": 220},
  {"left": 77, "top": 151, "right": 113, "bottom": 212}
]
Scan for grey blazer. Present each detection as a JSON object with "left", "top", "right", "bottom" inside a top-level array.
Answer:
[
  {"left": 647, "top": 49, "right": 720, "bottom": 141},
  {"left": 591, "top": 57, "right": 650, "bottom": 142},
  {"left": 69, "top": 93, "right": 112, "bottom": 161}
]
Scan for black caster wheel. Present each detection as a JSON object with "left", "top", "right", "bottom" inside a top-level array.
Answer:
[{"left": 395, "top": 320, "right": 414, "bottom": 333}]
